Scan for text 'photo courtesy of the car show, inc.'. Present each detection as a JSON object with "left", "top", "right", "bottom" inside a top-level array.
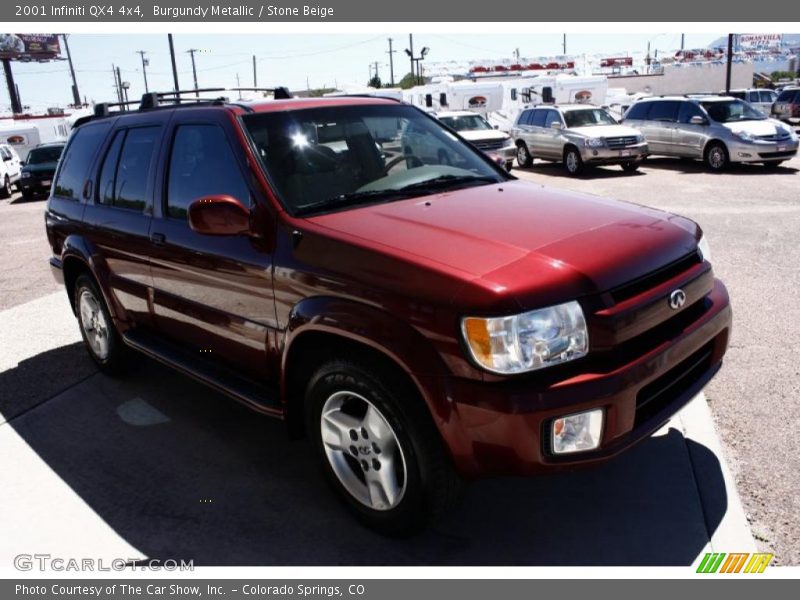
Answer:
[{"left": 1, "top": 0, "right": 800, "bottom": 596}]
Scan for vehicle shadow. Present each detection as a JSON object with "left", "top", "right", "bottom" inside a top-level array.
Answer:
[
  {"left": 2, "top": 344, "right": 728, "bottom": 566},
  {"left": 515, "top": 161, "right": 647, "bottom": 180},
  {"left": 640, "top": 157, "right": 799, "bottom": 175}
]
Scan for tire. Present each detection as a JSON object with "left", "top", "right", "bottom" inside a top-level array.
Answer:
[
  {"left": 505, "top": 160, "right": 514, "bottom": 172},
  {"left": 516, "top": 143, "right": 533, "bottom": 168},
  {"left": 0, "top": 176, "right": 10, "bottom": 199},
  {"left": 74, "top": 274, "right": 129, "bottom": 376},
  {"left": 305, "top": 359, "right": 463, "bottom": 536},
  {"left": 621, "top": 161, "right": 640, "bottom": 173},
  {"left": 563, "top": 147, "right": 584, "bottom": 176},
  {"left": 21, "top": 189, "right": 34, "bottom": 201},
  {"left": 762, "top": 161, "right": 784, "bottom": 169},
  {"left": 704, "top": 142, "right": 728, "bottom": 172}
]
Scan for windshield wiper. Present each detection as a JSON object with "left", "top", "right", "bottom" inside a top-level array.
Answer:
[
  {"left": 294, "top": 189, "right": 414, "bottom": 216},
  {"left": 398, "top": 174, "right": 500, "bottom": 192}
]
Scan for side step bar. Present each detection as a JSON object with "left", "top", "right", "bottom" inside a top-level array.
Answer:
[{"left": 122, "top": 329, "right": 283, "bottom": 418}]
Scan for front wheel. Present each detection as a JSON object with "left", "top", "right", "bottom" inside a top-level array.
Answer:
[
  {"left": 704, "top": 142, "right": 728, "bottom": 171},
  {"left": 0, "top": 176, "right": 10, "bottom": 198},
  {"left": 621, "top": 161, "right": 641, "bottom": 173},
  {"left": 564, "top": 147, "right": 584, "bottom": 176},
  {"left": 516, "top": 143, "right": 533, "bottom": 168},
  {"left": 306, "top": 359, "right": 463, "bottom": 535},
  {"left": 762, "top": 161, "right": 784, "bottom": 169}
]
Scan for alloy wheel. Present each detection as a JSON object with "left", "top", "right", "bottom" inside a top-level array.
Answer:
[{"left": 78, "top": 289, "right": 110, "bottom": 360}]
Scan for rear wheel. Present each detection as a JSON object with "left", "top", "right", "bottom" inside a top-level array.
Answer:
[
  {"left": 74, "top": 274, "right": 129, "bottom": 375},
  {"left": 306, "top": 359, "right": 463, "bottom": 535},
  {"left": 516, "top": 143, "right": 533, "bottom": 168},
  {"left": 0, "top": 176, "right": 10, "bottom": 198},
  {"left": 564, "top": 147, "right": 584, "bottom": 176},
  {"left": 704, "top": 142, "right": 728, "bottom": 171}
]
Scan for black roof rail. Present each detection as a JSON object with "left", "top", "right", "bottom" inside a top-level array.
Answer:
[{"left": 331, "top": 93, "right": 403, "bottom": 102}]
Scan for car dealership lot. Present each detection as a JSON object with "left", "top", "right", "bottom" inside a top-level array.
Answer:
[{"left": 0, "top": 148, "right": 798, "bottom": 563}]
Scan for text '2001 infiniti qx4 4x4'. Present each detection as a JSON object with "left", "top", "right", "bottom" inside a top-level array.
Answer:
[{"left": 45, "top": 89, "right": 731, "bottom": 534}]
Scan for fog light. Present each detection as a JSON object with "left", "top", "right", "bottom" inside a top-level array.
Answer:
[{"left": 551, "top": 409, "right": 604, "bottom": 454}]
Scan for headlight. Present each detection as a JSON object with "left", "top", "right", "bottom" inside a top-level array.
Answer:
[
  {"left": 584, "top": 138, "right": 605, "bottom": 148},
  {"left": 698, "top": 234, "right": 711, "bottom": 263},
  {"left": 461, "top": 301, "right": 588, "bottom": 374},
  {"left": 732, "top": 130, "right": 756, "bottom": 143},
  {"left": 21, "top": 172, "right": 31, "bottom": 179}
]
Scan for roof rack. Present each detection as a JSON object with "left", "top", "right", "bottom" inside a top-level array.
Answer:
[{"left": 85, "top": 86, "right": 293, "bottom": 124}]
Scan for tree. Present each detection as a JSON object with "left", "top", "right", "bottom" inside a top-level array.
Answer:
[
  {"left": 397, "top": 72, "right": 418, "bottom": 89},
  {"left": 367, "top": 75, "right": 382, "bottom": 89}
]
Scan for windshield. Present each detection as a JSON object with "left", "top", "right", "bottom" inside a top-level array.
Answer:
[
  {"left": 701, "top": 99, "right": 765, "bottom": 122},
  {"left": 438, "top": 114, "right": 493, "bottom": 131},
  {"left": 27, "top": 146, "right": 64, "bottom": 164},
  {"left": 242, "top": 104, "right": 505, "bottom": 216},
  {"left": 563, "top": 108, "right": 617, "bottom": 128}
]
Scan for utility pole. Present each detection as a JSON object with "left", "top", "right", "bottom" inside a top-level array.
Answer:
[
  {"left": 725, "top": 33, "right": 734, "bottom": 93},
  {"left": 111, "top": 64, "right": 121, "bottom": 103},
  {"left": 252, "top": 55, "right": 257, "bottom": 87},
  {"left": 373, "top": 61, "right": 380, "bottom": 82},
  {"left": 187, "top": 49, "right": 200, "bottom": 97},
  {"left": 562, "top": 34, "right": 567, "bottom": 55},
  {"left": 386, "top": 38, "right": 396, "bottom": 86},
  {"left": 136, "top": 50, "right": 149, "bottom": 93},
  {"left": 62, "top": 34, "right": 81, "bottom": 107},
  {"left": 3, "top": 59, "right": 22, "bottom": 114},
  {"left": 116, "top": 66, "right": 128, "bottom": 105},
  {"left": 168, "top": 34, "right": 180, "bottom": 99},
  {"left": 681, "top": 33, "right": 685, "bottom": 51}
]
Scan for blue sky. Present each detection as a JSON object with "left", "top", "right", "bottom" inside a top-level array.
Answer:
[{"left": 3, "top": 33, "right": 722, "bottom": 111}]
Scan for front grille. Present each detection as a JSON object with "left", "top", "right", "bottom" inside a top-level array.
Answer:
[
  {"left": 757, "top": 133, "right": 791, "bottom": 142},
  {"left": 472, "top": 139, "right": 506, "bottom": 151},
  {"left": 758, "top": 151, "right": 796, "bottom": 159},
  {"left": 609, "top": 251, "right": 702, "bottom": 304},
  {"left": 634, "top": 341, "right": 713, "bottom": 428},
  {"left": 604, "top": 136, "right": 639, "bottom": 150}
]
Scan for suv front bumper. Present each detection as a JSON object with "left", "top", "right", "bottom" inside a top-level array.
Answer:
[
  {"left": 441, "top": 278, "right": 731, "bottom": 477},
  {"left": 580, "top": 142, "right": 648, "bottom": 164}
]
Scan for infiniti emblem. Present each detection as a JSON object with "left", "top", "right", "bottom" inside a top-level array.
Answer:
[{"left": 669, "top": 289, "right": 687, "bottom": 310}]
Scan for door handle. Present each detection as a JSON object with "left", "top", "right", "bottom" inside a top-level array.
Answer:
[{"left": 150, "top": 232, "right": 166, "bottom": 245}]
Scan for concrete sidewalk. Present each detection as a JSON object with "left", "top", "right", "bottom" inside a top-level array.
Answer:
[{"left": 0, "top": 292, "right": 755, "bottom": 566}]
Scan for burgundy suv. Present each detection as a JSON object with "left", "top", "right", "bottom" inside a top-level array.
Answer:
[{"left": 45, "top": 91, "right": 731, "bottom": 534}]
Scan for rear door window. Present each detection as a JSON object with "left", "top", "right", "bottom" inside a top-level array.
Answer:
[
  {"left": 647, "top": 101, "right": 681, "bottom": 122},
  {"left": 677, "top": 102, "right": 706, "bottom": 123},
  {"left": 95, "top": 126, "right": 160, "bottom": 211},
  {"left": 53, "top": 122, "right": 112, "bottom": 200},
  {"left": 531, "top": 109, "right": 547, "bottom": 128}
]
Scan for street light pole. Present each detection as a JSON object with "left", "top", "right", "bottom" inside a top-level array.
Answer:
[
  {"left": 725, "top": 33, "right": 734, "bottom": 93},
  {"left": 387, "top": 38, "right": 396, "bottom": 86},
  {"left": 136, "top": 50, "right": 149, "bottom": 93},
  {"left": 167, "top": 34, "right": 180, "bottom": 100},
  {"left": 408, "top": 34, "right": 415, "bottom": 83}
]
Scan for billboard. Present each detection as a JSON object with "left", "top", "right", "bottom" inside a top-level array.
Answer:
[
  {"left": 738, "top": 34, "right": 782, "bottom": 50},
  {"left": 0, "top": 34, "right": 61, "bottom": 60}
]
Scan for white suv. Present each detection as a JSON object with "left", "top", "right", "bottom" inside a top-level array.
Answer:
[{"left": 0, "top": 143, "right": 22, "bottom": 198}]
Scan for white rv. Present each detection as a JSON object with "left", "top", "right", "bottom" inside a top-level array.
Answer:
[{"left": 0, "top": 116, "right": 71, "bottom": 162}]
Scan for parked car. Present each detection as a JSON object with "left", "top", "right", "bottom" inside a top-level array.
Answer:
[
  {"left": 19, "top": 142, "right": 65, "bottom": 200},
  {"left": 772, "top": 87, "right": 800, "bottom": 124},
  {"left": 623, "top": 96, "right": 799, "bottom": 170},
  {"left": 724, "top": 89, "right": 778, "bottom": 116},
  {"left": 511, "top": 104, "right": 648, "bottom": 175},
  {"left": 435, "top": 111, "right": 516, "bottom": 170},
  {"left": 0, "top": 143, "right": 22, "bottom": 198},
  {"left": 46, "top": 93, "right": 731, "bottom": 534}
]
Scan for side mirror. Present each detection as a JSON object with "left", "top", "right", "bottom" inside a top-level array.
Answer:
[
  {"left": 550, "top": 121, "right": 563, "bottom": 129},
  {"left": 689, "top": 115, "right": 708, "bottom": 125},
  {"left": 2, "top": 155, "right": 10, "bottom": 162},
  {"left": 188, "top": 195, "right": 251, "bottom": 236}
]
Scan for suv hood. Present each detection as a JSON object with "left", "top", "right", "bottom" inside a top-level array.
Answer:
[
  {"left": 308, "top": 180, "right": 699, "bottom": 312},
  {"left": 569, "top": 124, "right": 642, "bottom": 138},
  {"left": 459, "top": 130, "right": 510, "bottom": 143},
  {"left": 22, "top": 161, "right": 58, "bottom": 174},
  {"left": 720, "top": 119, "right": 785, "bottom": 135}
]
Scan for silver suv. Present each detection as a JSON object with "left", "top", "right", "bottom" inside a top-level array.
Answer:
[
  {"left": 511, "top": 104, "right": 648, "bottom": 176},
  {"left": 623, "top": 96, "right": 799, "bottom": 171}
]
